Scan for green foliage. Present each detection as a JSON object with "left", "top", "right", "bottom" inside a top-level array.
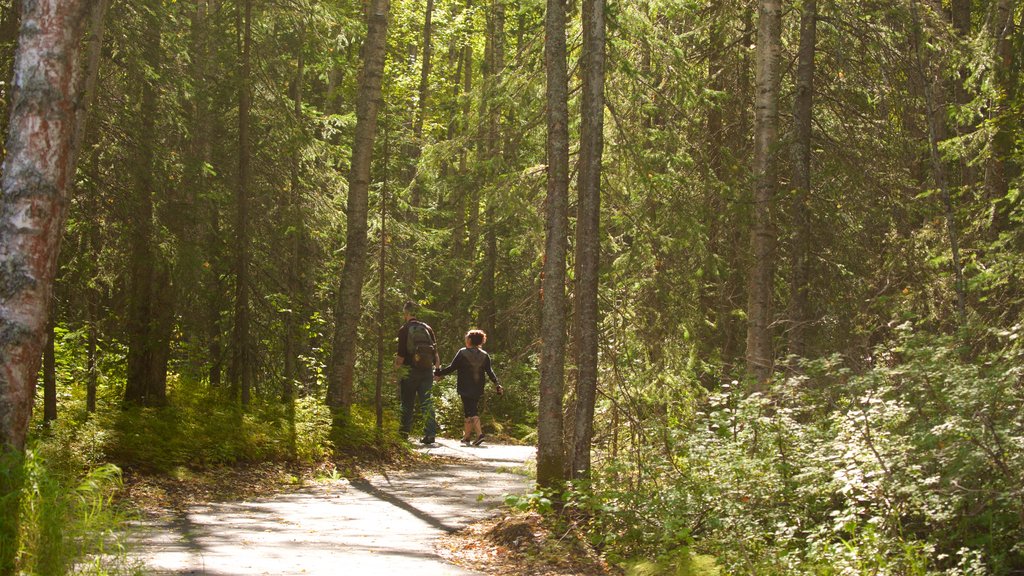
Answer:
[
  {"left": 624, "top": 554, "right": 721, "bottom": 576},
  {"left": 505, "top": 489, "right": 556, "bottom": 515},
  {"left": 5, "top": 449, "right": 139, "bottom": 576},
  {"left": 292, "top": 395, "right": 334, "bottom": 462},
  {"left": 571, "top": 328, "right": 1024, "bottom": 575}
]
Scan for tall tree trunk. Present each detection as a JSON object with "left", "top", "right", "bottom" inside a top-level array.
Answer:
[
  {"left": 703, "top": 6, "right": 733, "bottom": 375},
  {"left": 570, "top": 0, "right": 605, "bottom": 480},
  {"left": 950, "top": 0, "right": 973, "bottom": 187},
  {"left": 284, "top": 24, "right": 305, "bottom": 404},
  {"left": 76, "top": 0, "right": 107, "bottom": 413},
  {"left": 86, "top": 308, "right": 97, "bottom": 413},
  {"left": 148, "top": 265, "right": 173, "bottom": 406},
  {"left": 0, "top": 0, "right": 20, "bottom": 149},
  {"left": 42, "top": 317, "right": 56, "bottom": 423},
  {"left": 724, "top": 5, "right": 754, "bottom": 373},
  {"left": 326, "top": 0, "right": 391, "bottom": 413},
  {"left": 745, "top": 0, "right": 782, "bottom": 387},
  {"left": 410, "top": 0, "right": 434, "bottom": 213},
  {"left": 375, "top": 126, "right": 389, "bottom": 431},
  {"left": 909, "top": 0, "right": 967, "bottom": 325},
  {"left": 538, "top": 0, "right": 569, "bottom": 491},
  {"left": 230, "top": 0, "right": 253, "bottom": 406},
  {"left": 188, "top": 0, "right": 223, "bottom": 388},
  {"left": 0, "top": 0, "right": 90, "bottom": 569},
  {"left": 988, "top": 0, "right": 1017, "bottom": 232},
  {"left": 481, "top": 0, "right": 504, "bottom": 340},
  {"left": 787, "top": 0, "right": 816, "bottom": 361},
  {"left": 399, "top": 0, "right": 434, "bottom": 294},
  {"left": 125, "top": 5, "right": 163, "bottom": 407},
  {"left": 449, "top": 38, "right": 467, "bottom": 263},
  {"left": 460, "top": 7, "right": 474, "bottom": 259},
  {"left": 72, "top": 0, "right": 107, "bottom": 164},
  {"left": 476, "top": 0, "right": 498, "bottom": 334}
]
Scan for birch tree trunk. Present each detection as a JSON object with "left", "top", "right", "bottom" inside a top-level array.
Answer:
[
  {"left": 538, "top": 0, "right": 569, "bottom": 491},
  {"left": 744, "top": 0, "right": 782, "bottom": 387},
  {"left": 0, "top": 0, "right": 91, "bottom": 568},
  {"left": 570, "top": 0, "right": 605, "bottom": 480},
  {"left": 326, "top": 0, "right": 391, "bottom": 413}
]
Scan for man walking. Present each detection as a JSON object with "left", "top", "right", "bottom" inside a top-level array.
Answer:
[{"left": 396, "top": 301, "right": 440, "bottom": 444}]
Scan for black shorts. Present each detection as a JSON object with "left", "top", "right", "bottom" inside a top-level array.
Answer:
[{"left": 460, "top": 395, "right": 481, "bottom": 418}]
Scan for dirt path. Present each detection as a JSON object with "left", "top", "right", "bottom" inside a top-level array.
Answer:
[{"left": 133, "top": 439, "right": 536, "bottom": 575}]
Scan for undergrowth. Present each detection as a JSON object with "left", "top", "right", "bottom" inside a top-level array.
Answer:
[{"left": 545, "top": 327, "right": 1024, "bottom": 575}]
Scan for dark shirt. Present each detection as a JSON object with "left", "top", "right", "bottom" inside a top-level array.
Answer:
[
  {"left": 397, "top": 318, "right": 437, "bottom": 368},
  {"left": 436, "top": 347, "right": 498, "bottom": 397}
]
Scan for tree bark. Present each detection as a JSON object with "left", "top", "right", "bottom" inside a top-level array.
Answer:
[
  {"left": 538, "top": 0, "right": 569, "bottom": 491},
  {"left": 284, "top": 24, "right": 305, "bottom": 404},
  {"left": 909, "top": 0, "right": 967, "bottom": 325},
  {"left": 86, "top": 311, "right": 97, "bottom": 413},
  {"left": 987, "top": 0, "right": 1017, "bottom": 232},
  {"left": 787, "top": 0, "right": 816, "bottom": 361},
  {"left": 43, "top": 317, "right": 56, "bottom": 423},
  {"left": 230, "top": 0, "right": 253, "bottom": 406},
  {"left": 410, "top": 0, "right": 434, "bottom": 213},
  {"left": 398, "top": 0, "right": 434, "bottom": 294},
  {"left": 570, "top": 0, "right": 605, "bottom": 480},
  {"left": 481, "top": 0, "right": 504, "bottom": 341},
  {"left": 125, "top": 3, "right": 164, "bottom": 407},
  {"left": 79, "top": 0, "right": 107, "bottom": 414},
  {"left": 375, "top": 126, "right": 389, "bottom": 431},
  {"left": 448, "top": 36, "right": 467, "bottom": 263},
  {"left": 949, "top": 0, "right": 973, "bottom": 188},
  {"left": 744, "top": 0, "right": 782, "bottom": 387},
  {"left": 326, "top": 0, "right": 391, "bottom": 413},
  {"left": 148, "top": 265, "right": 173, "bottom": 406},
  {"left": 0, "top": 0, "right": 91, "bottom": 568},
  {"left": 188, "top": 0, "right": 224, "bottom": 389},
  {"left": 71, "top": 0, "right": 107, "bottom": 166},
  {"left": 0, "top": 0, "right": 20, "bottom": 148}
]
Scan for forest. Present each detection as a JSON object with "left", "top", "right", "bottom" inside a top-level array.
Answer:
[{"left": 0, "top": 0, "right": 1022, "bottom": 573}]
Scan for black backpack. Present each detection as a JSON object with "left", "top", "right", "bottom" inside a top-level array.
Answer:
[{"left": 406, "top": 321, "right": 436, "bottom": 369}]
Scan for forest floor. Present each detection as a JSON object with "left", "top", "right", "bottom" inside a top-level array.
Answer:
[{"left": 128, "top": 439, "right": 617, "bottom": 575}]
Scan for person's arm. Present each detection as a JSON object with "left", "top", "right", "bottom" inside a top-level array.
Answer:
[
  {"left": 427, "top": 324, "right": 440, "bottom": 368},
  {"left": 485, "top": 354, "right": 503, "bottom": 395},
  {"left": 436, "top": 349, "right": 462, "bottom": 378}
]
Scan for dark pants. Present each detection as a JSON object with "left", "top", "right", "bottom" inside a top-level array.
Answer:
[
  {"left": 460, "top": 395, "right": 481, "bottom": 418},
  {"left": 399, "top": 368, "right": 437, "bottom": 439}
]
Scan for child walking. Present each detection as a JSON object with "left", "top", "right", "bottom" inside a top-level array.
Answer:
[{"left": 435, "top": 329, "right": 502, "bottom": 446}]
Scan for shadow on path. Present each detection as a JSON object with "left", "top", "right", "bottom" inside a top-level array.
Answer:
[{"left": 348, "top": 477, "right": 461, "bottom": 533}]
